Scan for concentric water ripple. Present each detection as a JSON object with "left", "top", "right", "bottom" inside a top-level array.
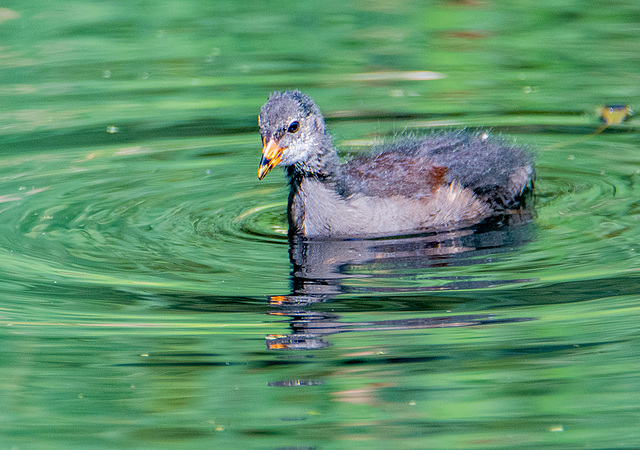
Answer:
[
  {"left": 0, "top": 131, "right": 639, "bottom": 302},
  {"left": 0, "top": 137, "right": 292, "bottom": 297},
  {"left": 525, "top": 137, "right": 640, "bottom": 282}
]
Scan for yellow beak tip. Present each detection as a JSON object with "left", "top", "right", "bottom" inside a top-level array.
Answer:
[{"left": 258, "top": 140, "right": 284, "bottom": 180}]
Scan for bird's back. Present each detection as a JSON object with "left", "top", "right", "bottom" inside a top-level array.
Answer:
[{"left": 340, "top": 131, "right": 534, "bottom": 209}]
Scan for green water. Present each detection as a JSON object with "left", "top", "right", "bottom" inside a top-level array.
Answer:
[{"left": 1, "top": 0, "right": 639, "bottom": 448}]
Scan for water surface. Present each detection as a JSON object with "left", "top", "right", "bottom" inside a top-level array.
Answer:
[{"left": 1, "top": 1, "right": 639, "bottom": 448}]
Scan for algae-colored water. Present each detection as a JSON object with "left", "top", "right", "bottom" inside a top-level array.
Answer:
[{"left": 1, "top": 1, "right": 639, "bottom": 448}]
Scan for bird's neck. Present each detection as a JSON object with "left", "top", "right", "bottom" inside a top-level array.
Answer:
[
  {"left": 285, "top": 137, "right": 343, "bottom": 237},
  {"left": 287, "top": 133, "right": 340, "bottom": 181}
]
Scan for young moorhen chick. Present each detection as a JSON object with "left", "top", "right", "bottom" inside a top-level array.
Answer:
[{"left": 258, "top": 90, "right": 534, "bottom": 238}]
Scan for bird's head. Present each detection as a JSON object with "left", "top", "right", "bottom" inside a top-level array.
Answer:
[{"left": 258, "top": 90, "right": 327, "bottom": 179}]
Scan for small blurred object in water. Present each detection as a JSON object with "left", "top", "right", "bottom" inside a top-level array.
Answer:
[{"left": 599, "top": 104, "right": 633, "bottom": 125}]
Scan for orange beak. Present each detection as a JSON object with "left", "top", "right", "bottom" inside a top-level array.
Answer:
[{"left": 258, "top": 138, "right": 285, "bottom": 180}]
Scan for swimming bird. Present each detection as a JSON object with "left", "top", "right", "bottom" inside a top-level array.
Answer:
[{"left": 258, "top": 90, "right": 534, "bottom": 238}]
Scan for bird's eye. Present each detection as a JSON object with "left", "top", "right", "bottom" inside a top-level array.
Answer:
[{"left": 287, "top": 121, "right": 300, "bottom": 133}]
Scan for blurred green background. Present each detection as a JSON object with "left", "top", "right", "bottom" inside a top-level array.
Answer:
[{"left": 0, "top": 1, "right": 639, "bottom": 448}]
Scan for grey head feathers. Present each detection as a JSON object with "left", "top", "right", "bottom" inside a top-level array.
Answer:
[
  {"left": 258, "top": 90, "right": 337, "bottom": 177},
  {"left": 259, "top": 90, "right": 323, "bottom": 140}
]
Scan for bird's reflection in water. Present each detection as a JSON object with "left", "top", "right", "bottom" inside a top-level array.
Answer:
[{"left": 266, "top": 217, "right": 536, "bottom": 351}]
